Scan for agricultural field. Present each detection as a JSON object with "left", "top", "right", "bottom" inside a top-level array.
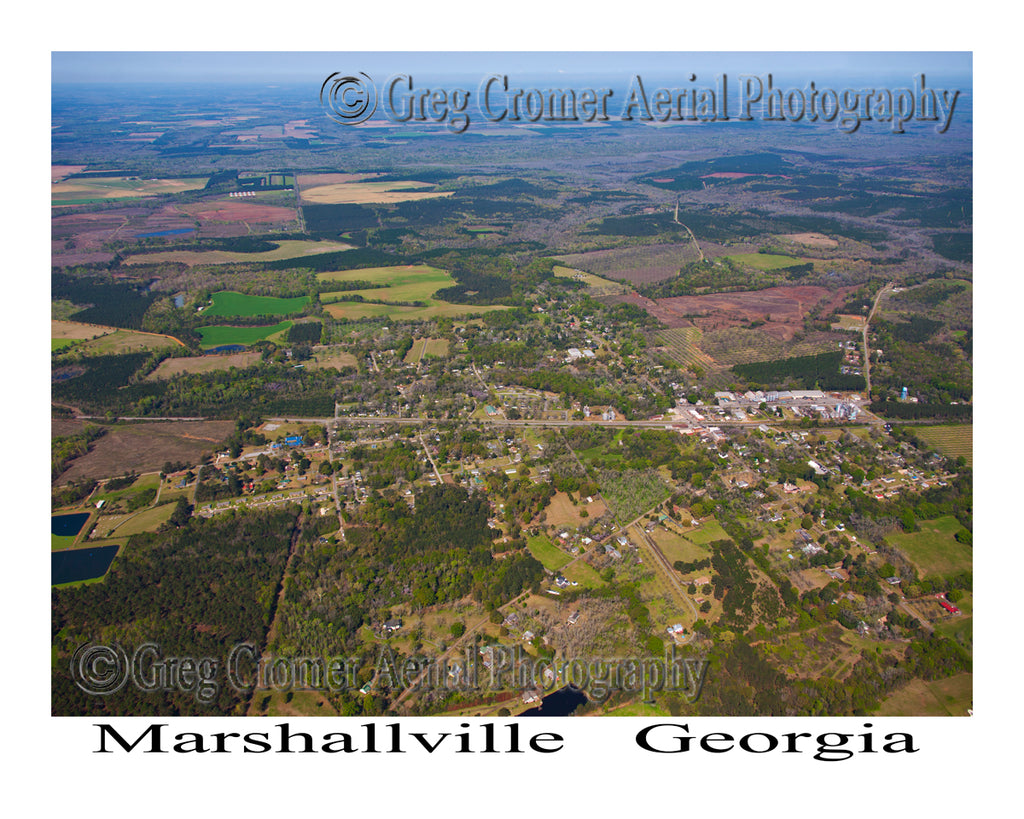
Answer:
[
  {"left": 320, "top": 265, "right": 509, "bottom": 321},
  {"left": 913, "top": 424, "right": 972, "bottom": 466},
  {"left": 297, "top": 174, "right": 454, "bottom": 205},
  {"left": 885, "top": 515, "right": 972, "bottom": 579},
  {"left": 874, "top": 673, "right": 972, "bottom": 716},
  {"left": 831, "top": 314, "right": 867, "bottom": 331},
  {"left": 699, "top": 327, "right": 839, "bottom": 366},
  {"left": 777, "top": 232, "right": 840, "bottom": 248},
  {"left": 53, "top": 420, "right": 234, "bottom": 484},
  {"left": 90, "top": 502, "right": 177, "bottom": 539},
  {"left": 51, "top": 175, "right": 209, "bottom": 205},
  {"left": 123, "top": 238, "right": 353, "bottom": 266},
  {"left": 203, "top": 291, "right": 310, "bottom": 318},
  {"left": 543, "top": 491, "right": 608, "bottom": 529},
  {"left": 197, "top": 321, "right": 293, "bottom": 348},
  {"left": 552, "top": 265, "right": 631, "bottom": 296},
  {"left": 554, "top": 242, "right": 701, "bottom": 285},
  {"left": 52, "top": 320, "right": 116, "bottom": 344},
  {"left": 147, "top": 351, "right": 262, "bottom": 380},
  {"left": 724, "top": 252, "right": 811, "bottom": 270},
  {"left": 305, "top": 346, "right": 359, "bottom": 371},
  {"left": 654, "top": 326, "right": 716, "bottom": 371},
  {"left": 77, "top": 328, "right": 184, "bottom": 355}
]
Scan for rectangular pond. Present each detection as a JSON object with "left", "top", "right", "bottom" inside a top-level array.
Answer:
[
  {"left": 52, "top": 544, "right": 119, "bottom": 585},
  {"left": 52, "top": 512, "right": 91, "bottom": 538}
]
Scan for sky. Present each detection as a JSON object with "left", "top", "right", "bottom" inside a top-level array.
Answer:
[{"left": 51, "top": 51, "right": 972, "bottom": 85}]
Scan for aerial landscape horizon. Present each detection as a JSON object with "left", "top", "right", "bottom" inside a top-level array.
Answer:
[{"left": 49, "top": 50, "right": 973, "bottom": 730}]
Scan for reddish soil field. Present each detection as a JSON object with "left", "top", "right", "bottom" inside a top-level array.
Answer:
[
  {"left": 614, "top": 285, "right": 850, "bottom": 338},
  {"left": 53, "top": 420, "right": 235, "bottom": 484},
  {"left": 181, "top": 199, "right": 298, "bottom": 224}
]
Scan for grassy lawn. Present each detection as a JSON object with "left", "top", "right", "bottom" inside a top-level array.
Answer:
[
  {"left": 724, "top": 252, "right": 808, "bottom": 270},
  {"left": 651, "top": 527, "right": 712, "bottom": 564},
  {"left": 562, "top": 560, "right": 604, "bottom": 588},
  {"left": 197, "top": 321, "right": 293, "bottom": 348},
  {"left": 885, "top": 515, "right": 971, "bottom": 579},
  {"left": 874, "top": 673, "right": 973, "bottom": 716},
  {"left": 91, "top": 503, "right": 176, "bottom": 538},
  {"left": 604, "top": 701, "right": 671, "bottom": 716},
  {"left": 204, "top": 291, "right": 310, "bottom": 318},
  {"left": 685, "top": 518, "right": 731, "bottom": 545},
  {"left": 526, "top": 534, "right": 572, "bottom": 571}
]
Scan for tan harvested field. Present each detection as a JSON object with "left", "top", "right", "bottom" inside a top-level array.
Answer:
[
  {"left": 832, "top": 313, "right": 867, "bottom": 331},
  {"left": 147, "top": 351, "right": 261, "bottom": 380},
  {"left": 543, "top": 491, "right": 608, "bottom": 528},
  {"left": 299, "top": 178, "right": 453, "bottom": 205},
  {"left": 778, "top": 232, "right": 839, "bottom": 248},
  {"left": 52, "top": 165, "right": 88, "bottom": 183},
  {"left": 52, "top": 176, "right": 208, "bottom": 204},
  {"left": 52, "top": 320, "right": 115, "bottom": 341},
  {"left": 295, "top": 173, "right": 377, "bottom": 186},
  {"left": 123, "top": 239, "right": 353, "bottom": 267},
  {"left": 306, "top": 346, "right": 359, "bottom": 371},
  {"left": 875, "top": 673, "right": 972, "bottom": 716},
  {"left": 552, "top": 266, "right": 631, "bottom": 296},
  {"left": 53, "top": 420, "right": 235, "bottom": 484}
]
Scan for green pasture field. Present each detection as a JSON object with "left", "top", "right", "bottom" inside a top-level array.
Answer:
[
  {"left": 682, "top": 518, "right": 730, "bottom": 545},
  {"left": 724, "top": 252, "right": 809, "bottom": 270},
  {"left": 319, "top": 265, "right": 509, "bottom": 321},
  {"left": 52, "top": 338, "right": 78, "bottom": 351},
  {"left": 51, "top": 175, "right": 209, "bottom": 205},
  {"left": 604, "top": 701, "right": 671, "bottom": 716},
  {"left": 562, "top": 560, "right": 604, "bottom": 588},
  {"left": 651, "top": 527, "right": 712, "bottom": 564},
  {"left": 885, "top": 515, "right": 971, "bottom": 579},
  {"left": 526, "top": 534, "right": 572, "bottom": 571},
  {"left": 552, "top": 265, "right": 631, "bottom": 296},
  {"left": 874, "top": 672, "right": 972, "bottom": 716},
  {"left": 91, "top": 503, "right": 177, "bottom": 539},
  {"left": 197, "top": 321, "right": 293, "bottom": 348},
  {"left": 204, "top": 291, "right": 310, "bottom": 318},
  {"left": 122, "top": 239, "right": 352, "bottom": 267},
  {"left": 913, "top": 424, "right": 972, "bottom": 467},
  {"left": 76, "top": 328, "right": 183, "bottom": 355}
]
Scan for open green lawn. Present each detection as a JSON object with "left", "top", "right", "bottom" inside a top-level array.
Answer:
[
  {"left": 562, "top": 560, "right": 604, "bottom": 588},
  {"left": 652, "top": 527, "right": 712, "bottom": 564},
  {"left": 197, "top": 321, "right": 293, "bottom": 348},
  {"left": 885, "top": 515, "right": 971, "bottom": 579},
  {"left": 724, "top": 252, "right": 809, "bottom": 270},
  {"left": 685, "top": 518, "right": 731, "bottom": 545},
  {"left": 204, "top": 291, "right": 310, "bottom": 318},
  {"left": 51, "top": 338, "right": 78, "bottom": 351},
  {"left": 526, "top": 534, "right": 572, "bottom": 571}
]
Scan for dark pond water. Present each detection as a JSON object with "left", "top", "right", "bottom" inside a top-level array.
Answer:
[
  {"left": 52, "top": 544, "right": 119, "bottom": 585},
  {"left": 520, "top": 686, "right": 588, "bottom": 716},
  {"left": 52, "top": 512, "right": 91, "bottom": 537},
  {"left": 207, "top": 344, "right": 247, "bottom": 354}
]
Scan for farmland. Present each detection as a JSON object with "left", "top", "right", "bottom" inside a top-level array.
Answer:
[
  {"left": 146, "top": 351, "right": 262, "bottom": 380},
  {"left": 123, "top": 239, "right": 353, "bottom": 266},
  {"left": 552, "top": 265, "right": 631, "bottom": 296},
  {"left": 526, "top": 534, "right": 572, "bottom": 571},
  {"left": 554, "top": 242, "right": 701, "bottom": 285},
  {"left": 319, "top": 265, "right": 509, "bottom": 320},
  {"left": 654, "top": 326, "right": 715, "bottom": 371},
  {"left": 203, "top": 291, "right": 310, "bottom": 318},
  {"left": 913, "top": 424, "right": 973, "bottom": 466},
  {"left": 53, "top": 420, "right": 235, "bottom": 484},
  {"left": 197, "top": 322, "right": 293, "bottom": 348},
  {"left": 51, "top": 175, "right": 209, "bottom": 205},
  {"left": 297, "top": 174, "right": 454, "bottom": 205},
  {"left": 724, "top": 252, "right": 812, "bottom": 271}
]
